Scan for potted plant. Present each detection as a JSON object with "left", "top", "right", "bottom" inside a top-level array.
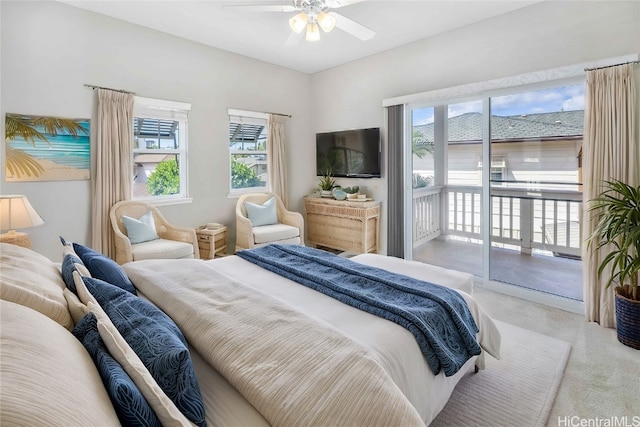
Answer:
[
  {"left": 588, "top": 179, "right": 640, "bottom": 349},
  {"left": 343, "top": 186, "right": 360, "bottom": 199},
  {"left": 318, "top": 170, "right": 336, "bottom": 198}
]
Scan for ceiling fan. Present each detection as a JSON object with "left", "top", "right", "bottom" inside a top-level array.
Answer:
[{"left": 223, "top": 0, "right": 375, "bottom": 44}]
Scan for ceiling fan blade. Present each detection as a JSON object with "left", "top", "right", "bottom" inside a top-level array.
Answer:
[
  {"left": 285, "top": 30, "right": 304, "bottom": 46},
  {"left": 330, "top": 12, "right": 375, "bottom": 41},
  {"left": 325, "top": 0, "right": 367, "bottom": 9},
  {"left": 222, "top": 4, "right": 298, "bottom": 13}
]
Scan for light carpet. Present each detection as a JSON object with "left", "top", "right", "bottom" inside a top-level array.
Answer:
[{"left": 431, "top": 320, "right": 571, "bottom": 427}]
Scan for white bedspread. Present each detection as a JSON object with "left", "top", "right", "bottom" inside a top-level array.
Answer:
[{"left": 124, "top": 255, "right": 500, "bottom": 426}]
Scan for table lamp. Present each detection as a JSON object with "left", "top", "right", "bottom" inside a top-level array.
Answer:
[{"left": 0, "top": 195, "right": 44, "bottom": 249}]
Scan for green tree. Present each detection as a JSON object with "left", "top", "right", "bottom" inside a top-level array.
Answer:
[
  {"left": 412, "top": 129, "right": 433, "bottom": 159},
  {"left": 231, "top": 159, "right": 261, "bottom": 189},
  {"left": 147, "top": 158, "right": 180, "bottom": 195}
]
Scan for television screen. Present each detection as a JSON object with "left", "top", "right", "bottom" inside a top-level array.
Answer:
[{"left": 316, "top": 128, "right": 381, "bottom": 178}]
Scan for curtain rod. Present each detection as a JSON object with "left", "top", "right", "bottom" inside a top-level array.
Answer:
[
  {"left": 84, "top": 84, "right": 136, "bottom": 95},
  {"left": 86, "top": 86, "right": 291, "bottom": 117},
  {"left": 268, "top": 111, "right": 292, "bottom": 118},
  {"left": 584, "top": 60, "right": 640, "bottom": 72}
]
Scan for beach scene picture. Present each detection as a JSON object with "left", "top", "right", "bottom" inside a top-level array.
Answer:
[{"left": 5, "top": 113, "right": 90, "bottom": 181}]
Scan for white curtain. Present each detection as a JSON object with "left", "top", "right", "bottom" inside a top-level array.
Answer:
[
  {"left": 91, "top": 89, "right": 134, "bottom": 258},
  {"left": 268, "top": 114, "right": 288, "bottom": 208},
  {"left": 582, "top": 63, "right": 639, "bottom": 327}
]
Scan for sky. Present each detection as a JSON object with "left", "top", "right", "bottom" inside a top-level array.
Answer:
[{"left": 412, "top": 84, "right": 586, "bottom": 126}]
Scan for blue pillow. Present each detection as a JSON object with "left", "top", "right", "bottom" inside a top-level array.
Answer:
[
  {"left": 121, "top": 211, "right": 160, "bottom": 244},
  {"left": 83, "top": 277, "right": 207, "bottom": 427},
  {"left": 72, "top": 312, "right": 161, "bottom": 427},
  {"left": 244, "top": 197, "right": 278, "bottom": 227},
  {"left": 73, "top": 243, "right": 137, "bottom": 295},
  {"left": 61, "top": 253, "right": 85, "bottom": 293}
]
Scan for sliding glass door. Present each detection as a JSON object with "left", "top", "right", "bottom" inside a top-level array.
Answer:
[
  {"left": 407, "top": 82, "right": 584, "bottom": 301},
  {"left": 410, "top": 100, "right": 485, "bottom": 279},
  {"left": 488, "top": 84, "right": 584, "bottom": 300}
]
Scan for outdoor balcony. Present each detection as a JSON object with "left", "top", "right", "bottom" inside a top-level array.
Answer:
[{"left": 411, "top": 185, "right": 583, "bottom": 301}]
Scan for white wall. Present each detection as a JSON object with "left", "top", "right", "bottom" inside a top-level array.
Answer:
[
  {"left": 2, "top": 1, "right": 638, "bottom": 261},
  {"left": 310, "top": 1, "right": 640, "bottom": 254},
  {"left": 1, "top": 1, "right": 313, "bottom": 260}
]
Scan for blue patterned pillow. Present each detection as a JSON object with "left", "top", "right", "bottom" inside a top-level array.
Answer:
[
  {"left": 61, "top": 254, "right": 85, "bottom": 293},
  {"left": 72, "top": 312, "right": 161, "bottom": 427},
  {"left": 73, "top": 243, "right": 137, "bottom": 295},
  {"left": 83, "top": 277, "right": 206, "bottom": 427}
]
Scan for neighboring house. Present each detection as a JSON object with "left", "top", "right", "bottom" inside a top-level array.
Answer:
[{"left": 412, "top": 111, "right": 583, "bottom": 191}]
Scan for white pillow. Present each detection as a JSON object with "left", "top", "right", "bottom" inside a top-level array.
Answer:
[
  {"left": 244, "top": 197, "right": 278, "bottom": 227},
  {"left": 0, "top": 300, "right": 121, "bottom": 426},
  {"left": 121, "top": 211, "right": 160, "bottom": 244},
  {"left": 0, "top": 243, "right": 73, "bottom": 330},
  {"left": 72, "top": 270, "right": 98, "bottom": 306}
]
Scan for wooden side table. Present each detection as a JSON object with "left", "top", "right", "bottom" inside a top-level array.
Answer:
[{"left": 195, "top": 226, "right": 228, "bottom": 260}]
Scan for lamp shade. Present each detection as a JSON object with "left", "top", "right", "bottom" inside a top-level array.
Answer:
[
  {"left": 306, "top": 21, "right": 320, "bottom": 41},
  {"left": 317, "top": 12, "right": 336, "bottom": 33},
  {"left": 289, "top": 12, "right": 308, "bottom": 34},
  {"left": 0, "top": 195, "right": 44, "bottom": 231}
]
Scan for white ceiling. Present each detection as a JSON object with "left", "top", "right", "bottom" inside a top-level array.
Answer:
[{"left": 59, "top": 0, "right": 542, "bottom": 74}]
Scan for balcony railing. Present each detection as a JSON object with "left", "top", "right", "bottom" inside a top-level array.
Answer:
[
  {"left": 413, "top": 185, "right": 583, "bottom": 257},
  {"left": 413, "top": 186, "right": 442, "bottom": 246}
]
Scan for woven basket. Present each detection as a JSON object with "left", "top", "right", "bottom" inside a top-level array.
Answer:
[{"left": 615, "top": 292, "right": 640, "bottom": 350}]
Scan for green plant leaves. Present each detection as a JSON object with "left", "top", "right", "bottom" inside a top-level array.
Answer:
[{"left": 588, "top": 179, "right": 640, "bottom": 298}]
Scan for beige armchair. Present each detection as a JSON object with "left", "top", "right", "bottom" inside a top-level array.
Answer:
[
  {"left": 110, "top": 200, "right": 199, "bottom": 265},
  {"left": 235, "top": 193, "right": 304, "bottom": 251}
]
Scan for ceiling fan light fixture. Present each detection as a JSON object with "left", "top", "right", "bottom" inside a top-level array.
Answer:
[
  {"left": 316, "top": 11, "right": 336, "bottom": 33},
  {"left": 289, "top": 12, "right": 308, "bottom": 33},
  {"left": 306, "top": 21, "right": 321, "bottom": 41}
]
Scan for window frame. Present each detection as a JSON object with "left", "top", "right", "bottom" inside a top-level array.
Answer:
[
  {"left": 228, "top": 109, "right": 269, "bottom": 197},
  {"left": 132, "top": 96, "right": 191, "bottom": 204}
]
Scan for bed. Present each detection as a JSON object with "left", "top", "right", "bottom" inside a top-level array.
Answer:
[{"left": 122, "top": 245, "right": 502, "bottom": 427}]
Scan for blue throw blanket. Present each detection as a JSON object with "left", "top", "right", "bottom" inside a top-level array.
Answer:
[{"left": 236, "top": 244, "right": 481, "bottom": 377}]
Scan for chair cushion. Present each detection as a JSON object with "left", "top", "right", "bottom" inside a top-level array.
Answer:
[
  {"left": 121, "top": 211, "right": 160, "bottom": 244},
  {"left": 253, "top": 223, "right": 300, "bottom": 244},
  {"left": 131, "top": 239, "right": 194, "bottom": 261},
  {"left": 244, "top": 197, "right": 278, "bottom": 227},
  {"left": 254, "top": 237, "right": 301, "bottom": 248}
]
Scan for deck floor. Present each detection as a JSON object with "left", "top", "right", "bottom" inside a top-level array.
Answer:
[{"left": 412, "top": 239, "right": 583, "bottom": 301}]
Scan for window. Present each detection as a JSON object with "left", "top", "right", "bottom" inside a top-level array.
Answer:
[
  {"left": 228, "top": 109, "right": 269, "bottom": 195},
  {"left": 132, "top": 97, "right": 190, "bottom": 202},
  {"left": 477, "top": 156, "right": 507, "bottom": 185}
]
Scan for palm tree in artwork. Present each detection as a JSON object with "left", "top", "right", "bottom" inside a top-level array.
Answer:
[{"left": 5, "top": 114, "right": 88, "bottom": 178}]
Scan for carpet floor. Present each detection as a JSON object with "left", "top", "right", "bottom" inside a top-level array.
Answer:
[{"left": 431, "top": 320, "right": 571, "bottom": 427}]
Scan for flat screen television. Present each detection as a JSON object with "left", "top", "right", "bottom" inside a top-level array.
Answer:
[{"left": 316, "top": 127, "right": 381, "bottom": 178}]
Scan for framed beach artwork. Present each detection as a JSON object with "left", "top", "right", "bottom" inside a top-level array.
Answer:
[{"left": 5, "top": 113, "right": 90, "bottom": 182}]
